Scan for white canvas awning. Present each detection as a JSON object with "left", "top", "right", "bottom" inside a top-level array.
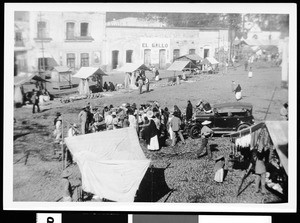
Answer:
[
  {"left": 202, "top": 57, "right": 219, "bottom": 65},
  {"left": 14, "top": 73, "right": 49, "bottom": 86},
  {"left": 117, "top": 63, "right": 151, "bottom": 73},
  {"left": 65, "top": 127, "right": 150, "bottom": 202},
  {"left": 167, "top": 60, "right": 198, "bottom": 71},
  {"left": 73, "top": 67, "right": 107, "bottom": 79}
]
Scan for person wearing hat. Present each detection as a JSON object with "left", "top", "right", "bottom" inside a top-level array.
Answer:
[
  {"left": 31, "top": 89, "right": 40, "bottom": 114},
  {"left": 67, "top": 123, "right": 80, "bottom": 137},
  {"left": 137, "top": 75, "right": 144, "bottom": 94},
  {"left": 197, "top": 120, "right": 214, "bottom": 159},
  {"left": 105, "top": 110, "right": 114, "bottom": 130},
  {"left": 214, "top": 155, "right": 225, "bottom": 183},
  {"left": 139, "top": 110, "right": 159, "bottom": 151},
  {"left": 53, "top": 112, "right": 62, "bottom": 143},
  {"left": 170, "top": 111, "right": 185, "bottom": 147},
  {"left": 91, "top": 108, "right": 105, "bottom": 132},
  {"left": 78, "top": 106, "right": 88, "bottom": 134}
]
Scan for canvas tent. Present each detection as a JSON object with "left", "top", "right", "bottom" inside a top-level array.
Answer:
[
  {"left": 73, "top": 67, "right": 107, "bottom": 95},
  {"left": 65, "top": 127, "right": 150, "bottom": 202},
  {"left": 201, "top": 57, "right": 219, "bottom": 65},
  {"left": 14, "top": 73, "right": 49, "bottom": 105},
  {"left": 167, "top": 60, "right": 198, "bottom": 71},
  {"left": 118, "top": 63, "right": 151, "bottom": 73},
  {"left": 51, "top": 66, "right": 73, "bottom": 90},
  {"left": 118, "top": 63, "right": 151, "bottom": 89}
]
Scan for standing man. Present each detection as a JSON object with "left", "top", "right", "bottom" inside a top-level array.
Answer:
[
  {"left": 78, "top": 106, "right": 88, "bottom": 134},
  {"left": 31, "top": 89, "right": 40, "bottom": 113},
  {"left": 170, "top": 111, "right": 185, "bottom": 147},
  {"left": 197, "top": 120, "right": 214, "bottom": 159},
  {"left": 145, "top": 76, "right": 150, "bottom": 92},
  {"left": 53, "top": 112, "right": 62, "bottom": 143},
  {"left": 137, "top": 76, "right": 144, "bottom": 94},
  {"left": 244, "top": 58, "right": 249, "bottom": 71}
]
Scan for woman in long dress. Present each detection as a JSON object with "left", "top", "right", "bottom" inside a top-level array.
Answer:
[{"left": 139, "top": 110, "right": 159, "bottom": 151}]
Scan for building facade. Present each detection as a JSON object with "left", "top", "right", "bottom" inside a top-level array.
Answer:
[
  {"left": 15, "top": 11, "right": 106, "bottom": 74},
  {"left": 104, "top": 25, "right": 229, "bottom": 71},
  {"left": 15, "top": 12, "right": 230, "bottom": 74}
]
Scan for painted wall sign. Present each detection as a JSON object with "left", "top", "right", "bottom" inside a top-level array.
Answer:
[{"left": 140, "top": 38, "right": 170, "bottom": 64}]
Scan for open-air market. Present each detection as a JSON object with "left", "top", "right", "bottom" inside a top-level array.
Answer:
[{"left": 10, "top": 9, "right": 293, "bottom": 205}]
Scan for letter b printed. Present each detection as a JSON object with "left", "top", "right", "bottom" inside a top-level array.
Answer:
[{"left": 37, "top": 213, "right": 61, "bottom": 223}]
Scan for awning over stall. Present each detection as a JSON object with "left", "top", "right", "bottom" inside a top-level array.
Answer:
[
  {"left": 167, "top": 60, "right": 198, "bottom": 71},
  {"left": 73, "top": 67, "right": 107, "bottom": 79},
  {"left": 117, "top": 63, "right": 151, "bottom": 73}
]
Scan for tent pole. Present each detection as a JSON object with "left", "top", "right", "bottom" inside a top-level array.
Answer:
[{"left": 61, "top": 115, "right": 65, "bottom": 170}]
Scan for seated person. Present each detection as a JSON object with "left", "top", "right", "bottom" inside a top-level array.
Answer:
[{"left": 196, "top": 99, "right": 212, "bottom": 113}]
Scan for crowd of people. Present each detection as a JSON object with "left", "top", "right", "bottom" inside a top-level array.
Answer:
[{"left": 56, "top": 99, "right": 215, "bottom": 156}]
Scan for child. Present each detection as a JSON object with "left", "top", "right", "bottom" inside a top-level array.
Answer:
[{"left": 214, "top": 155, "right": 225, "bottom": 183}]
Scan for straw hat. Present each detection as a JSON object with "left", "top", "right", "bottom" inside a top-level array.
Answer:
[
  {"left": 112, "top": 111, "right": 117, "bottom": 116},
  {"left": 201, "top": 120, "right": 211, "bottom": 125},
  {"left": 146, "top": 110, "right": 154, "bottom": 119},
  {"left": 56, "top": 112, "right": 61, "bottom": 116}
]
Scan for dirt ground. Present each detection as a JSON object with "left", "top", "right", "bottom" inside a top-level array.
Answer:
[{"left": 12, "top": 61, "right": 288, "bottom": 203}]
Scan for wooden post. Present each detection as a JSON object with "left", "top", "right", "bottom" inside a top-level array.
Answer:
[{"left": 61, "top": 115, "right": 65, "bottom": 170}]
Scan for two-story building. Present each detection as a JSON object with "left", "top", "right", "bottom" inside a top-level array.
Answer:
[
  {"left": 16, "top": 11, "right": 106, "bottom": 73},
  {"left": 15, "top": 12, "right": 230, "bottom": 73}
]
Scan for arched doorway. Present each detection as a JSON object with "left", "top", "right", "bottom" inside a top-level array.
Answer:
[
  {"left": 159, "top": 49, "right": 166, "bottom": 69},
  {"left": 112, "top": 50, "right": 119, "bottom": 69}
]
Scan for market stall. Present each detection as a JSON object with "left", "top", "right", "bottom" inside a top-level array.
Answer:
[
  {"left": 14, "top": 73, "right": 50, "bottom": 107},
  {"left": 226, "top": 121, "right": 288, "bottom": 197},
  {"left": 200, "top": 57, "right": 219, "bottom": 73},
  {"left": 167, "top": 60, "right": 198, "bottom": 80},
  {"left": 118, "top": 63, "right": 151, "bottom": 89},
  {"left": 51, "top": 66, "right": 73, "bottom": 90},
  {"left": 73, "top": 67, "right": 107, "bottom": 95}
]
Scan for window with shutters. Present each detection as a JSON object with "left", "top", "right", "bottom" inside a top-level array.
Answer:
[{"left": 67, "top": 53, "right": 76, "bottom": 69}]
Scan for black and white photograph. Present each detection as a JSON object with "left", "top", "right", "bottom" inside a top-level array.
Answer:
[{"left": 4, "top": 3, "right": 297, "bottom": 212}]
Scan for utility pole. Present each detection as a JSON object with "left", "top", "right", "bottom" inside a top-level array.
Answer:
[{"left": 39, "top": 12, "right": 46, "bottom": 90}]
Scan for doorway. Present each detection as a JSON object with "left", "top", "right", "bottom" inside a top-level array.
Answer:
[
  {"left": 144, "top": 49, "right": 151, "bottom": 66},
  {"left": 112, "top": 50, "right": 119, "bottom": 69},
  {"left": 204, "top": 49, "right": 210, "bottom": 58},
  {"left": 159, "top": 49, "right": 166, "bottom": 69}
]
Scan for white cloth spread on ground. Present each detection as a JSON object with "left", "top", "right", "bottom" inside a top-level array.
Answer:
[{"left": 65, "top": 127, "right": 150, "bottom": 202}]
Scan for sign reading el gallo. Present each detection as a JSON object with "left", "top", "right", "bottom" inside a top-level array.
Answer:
[{"left": 140, "top": 38, "right": 170, "bottom": 49}]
